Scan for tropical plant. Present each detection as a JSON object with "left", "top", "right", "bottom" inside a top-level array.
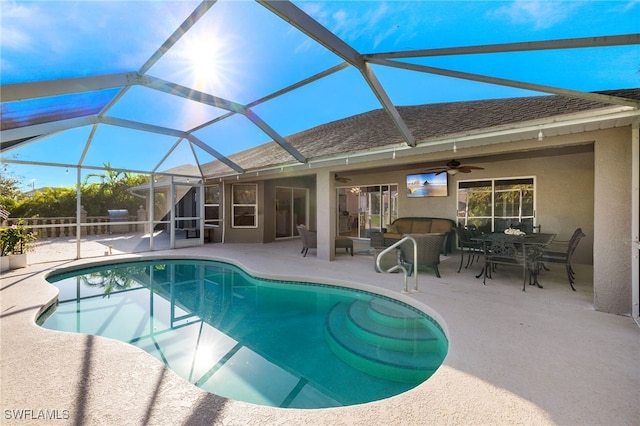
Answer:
[
  {"left": 80, "top": 265, "right": 146, "bottom": 297},
  {"left": 0, "top": 163, "right": 150, "bottom": 219},
  {"left": 0, "top": 220, "right": 37, "bottom": 256}
]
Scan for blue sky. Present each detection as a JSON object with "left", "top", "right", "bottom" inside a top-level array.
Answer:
[{"left": 1, "top": 0, "right": 639, "bottom": 190}]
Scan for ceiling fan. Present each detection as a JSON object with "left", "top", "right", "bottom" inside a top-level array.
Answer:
[
  {"left": 335, "top": 174, "right": 351, "bottom": 183},
  {"left": 424, "top": 159, "right": 484, "bottom": 175}
]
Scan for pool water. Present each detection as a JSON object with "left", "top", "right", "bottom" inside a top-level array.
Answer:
[{"left": 40, "top": 259, "right": 448, "bottom": 408}]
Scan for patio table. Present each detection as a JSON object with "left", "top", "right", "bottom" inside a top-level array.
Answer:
[{"left": 472, "top": 233, "right": 556, "bottom": 290}]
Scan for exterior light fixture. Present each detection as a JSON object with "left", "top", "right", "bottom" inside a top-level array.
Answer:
[{"left": 537, "top": 129, "right": 544, "bottom": 141}]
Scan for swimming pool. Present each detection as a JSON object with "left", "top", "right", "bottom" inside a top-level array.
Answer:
[{"left": 40, "top": 259, "right": 448, "bottom": 409}]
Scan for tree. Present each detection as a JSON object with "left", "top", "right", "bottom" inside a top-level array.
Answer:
[
  {"left": 0, "top": 168, "right": 22, "bottom": 200},
  {"left": 0, "top": 163, "right": 150, "bottom": 219}
]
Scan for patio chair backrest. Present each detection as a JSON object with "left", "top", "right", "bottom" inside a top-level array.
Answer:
[
  {"left": 454, "top": 225, "right": 468, "bottom": 244},
  {"left": 567, "top": 228, "right": 586, "bottom": 260},
  {"left": 296, "top": 225, "right": 317, "bottom": 250},
  {"left": 400, "top": 233, "right": 446, "bottom": 266},
  {"left": 485, "top": 234, "right": 521, "bottom": 261}
]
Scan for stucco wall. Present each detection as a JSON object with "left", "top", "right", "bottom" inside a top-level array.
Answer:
[
  {"left": 593, "top": 127, "right": 632, "bottom": 315},
  {"left": 343, "top": 147, "right": 596, "bottom": 265},
  {"left": 222, "top": 181, "right": 265, "bottom": 244},
  {"left": 221, "top": 127, "right": 634, "bottom": 314}
]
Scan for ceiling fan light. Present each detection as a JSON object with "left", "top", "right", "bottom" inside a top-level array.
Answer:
[{"left": 447, "top": 169, "right": 459, "bottom": 175}]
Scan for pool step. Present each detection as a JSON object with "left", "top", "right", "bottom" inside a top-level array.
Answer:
[
  {"left": 325, "top": 300, "right": 446, "bottom": 383},
  {"left": 346, "top": 299, "right": 442, "bottom": 353}
]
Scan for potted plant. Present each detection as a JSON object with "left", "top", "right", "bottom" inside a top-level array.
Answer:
[{"left": 0, "top": 220, "right": 37, "bottom": 270}]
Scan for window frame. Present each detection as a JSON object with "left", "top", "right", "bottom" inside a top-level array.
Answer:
[
  {"left": 457, "top": 176, "right": 536, "bottom": 232},
  {"left": 204, "top": 184, "right": 221, "bottom": 227},
  {"left": 231, "top": 183, "right": 258, "bottom": 228}
]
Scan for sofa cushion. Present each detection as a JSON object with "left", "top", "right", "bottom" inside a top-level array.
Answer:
[
  {"left": 383, "top": 233, "right": 403, "bottom": 240},
  {"left": 411, "top": 220, "right": 432, "bottom": 234},
  {"left": 394, "top": 220, "right": 413, "bottom": 234},
  {"left": 430, "top": 220, "right": 453, "bottom": 233}
]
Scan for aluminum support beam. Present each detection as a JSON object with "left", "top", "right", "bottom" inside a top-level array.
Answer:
[
  {"left": 99, "top": 116, "right": 188, "bottom": 138},
  {"left": 0, "top": 116, "right": 97, "bottom": 143},
  {"left": 241, "top": 110, "right": 307, "bottom": 163},
  {"left": 142, "top": 76, "right": 306, "bottom": 163},
  {"left": 189, "top": 62, "right": 350, "bottom": 133},
  {"left": 187, "top": 135, "right": 244, "bottom": 173},
  {"left": 368, "top": 58, "right": 640, "bottom": 109},
  {"left": 366, "top": 33, "right": 640, "bottom": 59},
  {"left": 1, "top": 73, "right": 136, "bottom": 102},
  {"left": 142, "top": 76, "right": 246, "bottom": 113},
  {"left": 259, "top": 1, "right": 362, "bottom": 67},
  {"left": 97, "top": 117, "right": 244, "bottom": 173},
  {"left": 259, "top": 0, "right": 415, "bottom": 147},
  {"left": 138, "top": 0, "right": 217, "bottom": 75}
]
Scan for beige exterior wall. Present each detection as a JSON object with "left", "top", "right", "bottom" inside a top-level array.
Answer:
[
  {"left": 222, "top": 126, "right": 634, "bottom": 314},
  {"left": 337, "top": 146, "right": 596, "bottom": 265},
  {"left": 594, "top": 127, "right": 632, "bottom": 315},
  {"left": 221, "top": 181, "right": 265, "bottom": 244}
]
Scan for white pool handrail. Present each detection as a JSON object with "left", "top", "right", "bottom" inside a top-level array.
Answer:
[{"left": 375, "top": 235, "right": 419, "bottom": 293}]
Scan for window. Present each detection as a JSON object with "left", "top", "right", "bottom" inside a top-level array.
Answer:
[
  {"left": 232, "top": 184, "right": 257, "bottom": 228},
  {"left": 457, "top": 178, "right": 535, "bottom": 233},
  {"left": 336, "top": 184, "right": 398, "bottom": 238},
  {"left": 204, "top": 185, "right": 220, "bottom": 226}
]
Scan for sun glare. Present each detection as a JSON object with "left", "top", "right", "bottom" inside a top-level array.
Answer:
[
  {"left": 172, "top": 27, "right": 239, "bottom": 97},
  {"left": 185, "top": 38, "right": 222, "bottom": 82}
]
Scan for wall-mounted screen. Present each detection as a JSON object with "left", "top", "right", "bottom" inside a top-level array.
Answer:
[{"left": 406, "top": 172, "right": 448, "bottom": 197}]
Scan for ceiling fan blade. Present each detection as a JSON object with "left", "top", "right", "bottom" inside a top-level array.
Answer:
[
  {"left": 423, "top": 167, "right": 447, "bottom": 173},
  {"left": 457, "top": 165, "right": 484, "bottom": 173}
]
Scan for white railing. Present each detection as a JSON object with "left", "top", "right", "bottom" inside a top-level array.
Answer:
[
  {"left": 375, "top": 235, "right": 419, "bottom": 293},
  {"left": 1, "top": 216, "right": 141, "bottom": 237}
]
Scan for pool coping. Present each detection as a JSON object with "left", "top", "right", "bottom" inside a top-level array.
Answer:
[{"left": 2, "top": 243, "right": 639, "bottom": 425}]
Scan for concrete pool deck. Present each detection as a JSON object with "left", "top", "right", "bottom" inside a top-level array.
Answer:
[{"left": 1, "top": 239, "right": 639, "bottom": 425}]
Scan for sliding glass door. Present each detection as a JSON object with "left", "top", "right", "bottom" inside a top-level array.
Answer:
[
  {"left": 337, "top": 184, "right": 398, "bottom": 239},
  {"left": 276, "top": 187, "right": 308, "bottom": 239}
]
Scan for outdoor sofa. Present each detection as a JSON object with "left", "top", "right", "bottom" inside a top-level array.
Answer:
[{"left": 370, "top": 217, "right": 456, "bottom": 254}]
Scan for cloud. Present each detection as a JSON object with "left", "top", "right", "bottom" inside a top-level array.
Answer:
[
  {"left": 488, "top": 0, "right": 579, "bottom": 30},
  {"left": 299, "top": 1, "right": 394, "bottom": 50},
  {"left": 0, "top": 2, "right": 39, "bottom": 50},
  {"left": 622, "top": 0, "right": 640, "bottom": 11}
]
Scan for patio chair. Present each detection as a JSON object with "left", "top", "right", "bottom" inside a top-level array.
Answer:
[
  {"left": 480, "top": 233, "right": 541, "bottom": 291},
  {"left": 453, "top": 225, "right": 483, "bottom": 273},
  {"left": 335, "top": 236, "right": 353, "bottom": 256},
  {"left": 296, "top": 225, "right": 353, "bottom": 257},
  {"left": 296, "top": 225, "right": 317, "bottom": 257},
  {"left": 399, "top": 233, "right": 446, "bottom": 278},
  {"left": 540, "top": 228, "right": 585, "bottom": 291}
]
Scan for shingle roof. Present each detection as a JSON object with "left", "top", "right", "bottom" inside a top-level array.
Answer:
[{"left": 202, "top": 88, "right": 640, "bottom": 176}]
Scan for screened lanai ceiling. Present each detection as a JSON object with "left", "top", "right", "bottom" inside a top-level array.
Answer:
[{"left": 1, "top": 1, "right": 639, "bottom": 188}]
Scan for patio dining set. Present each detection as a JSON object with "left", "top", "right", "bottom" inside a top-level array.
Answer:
[
  {"left": 455, "top": 225, "right": 586, "bottom": 291},
  {"left": 296, "top": 221, "right": 585, "bottom": 292}
]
